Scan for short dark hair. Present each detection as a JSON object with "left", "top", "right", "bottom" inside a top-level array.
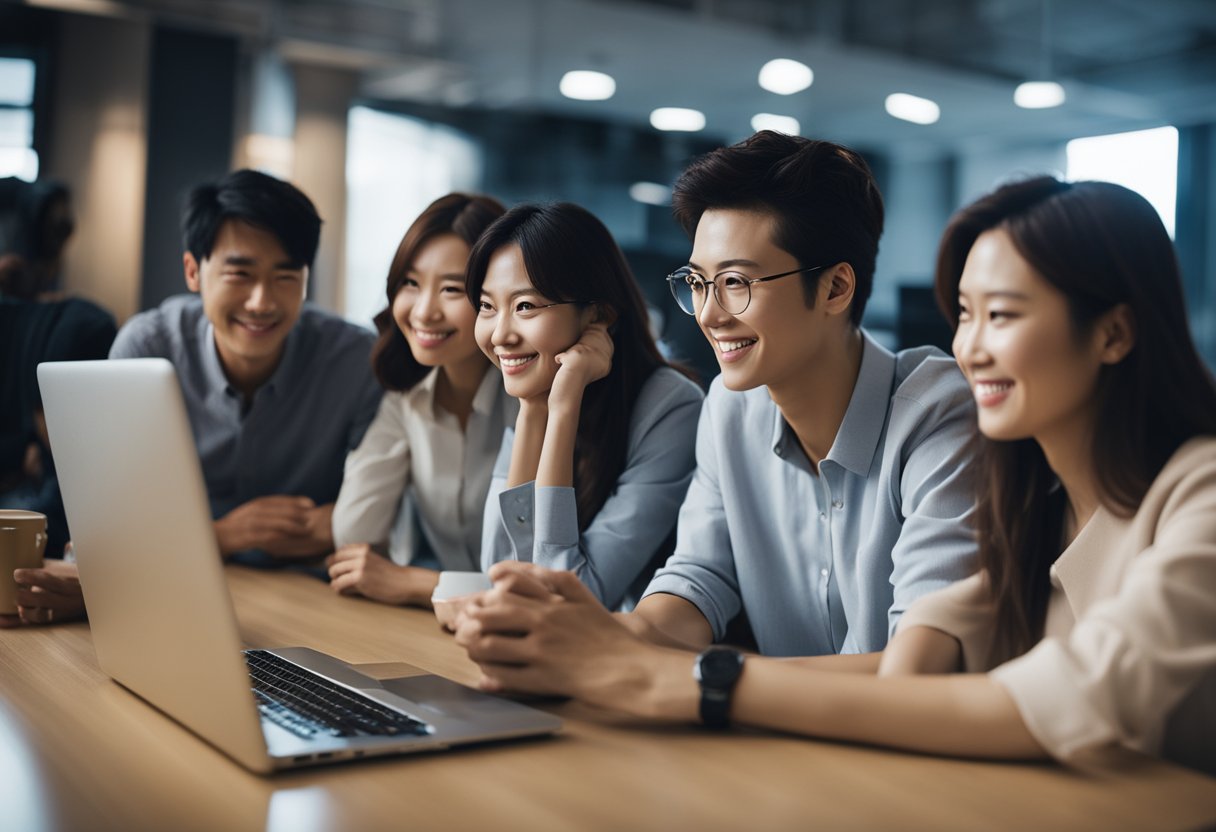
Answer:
[
  {"left": 671, "top": 130, "right": 884, "bottom": 326},
  {"left": 934, "top": 175, "right": 1216, "bottom": 657},
  {"left": 181, "top": 169, "right": 321, "bottom": 269},
  {"left": 370, "top": 192, "right": 506, "bottom": 391}
]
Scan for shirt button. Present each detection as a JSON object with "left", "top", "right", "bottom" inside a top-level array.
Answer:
[
  {"left": 832, "top": 499, "right": 843, "bottom": 509},
  {"left": 774, "top": 446, "right": 783, "bottom": 458},
  {"left": 516, "top": 516, "right": 526, "bottom": 524},
  {"left": 820, "top": 568, "right": 829, "bottom": 578},
  {"left": 818, "top": 511, "right": 826, "bottom": 521}
]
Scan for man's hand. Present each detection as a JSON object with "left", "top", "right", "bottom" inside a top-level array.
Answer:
[
  {"left": 214, "top": 496, "right": 334, "bottom": 559},
  {"left": 455, "top": 562, "right": 665, "bottom": 709},
  {"left": 0, "top": 560, "right": 85, "bottom": 627},
  {"left": 325, "top": 544, "right": 437, "bottom": 607}
]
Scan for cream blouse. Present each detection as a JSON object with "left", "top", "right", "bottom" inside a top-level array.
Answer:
[
  {"left": 897, "top": 437, "right": 1216, "bottom": 774},
  {"left": 331, "top": 366, "right": 516, "bottom": 571}
]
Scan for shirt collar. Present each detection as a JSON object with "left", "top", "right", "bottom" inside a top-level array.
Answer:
[
  {"left": 200, "top": 313, "right": 303, "bottom": 400},
  {"left": 1049, "top": 507, "right": 1121, "bottom": 616},
  {"left": 409, "top": 364, "right": 503, "bottom": 420},
  {"left": 770, "top": 330, "right": 896, "bottom": 476}
]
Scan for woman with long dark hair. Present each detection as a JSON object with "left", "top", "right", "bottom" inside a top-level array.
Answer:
[
  {"left": 467, "top": 202, "right": 703, "bottom": 610},
  {"left": 328, "top": 193, "right": 510, "bottom": 607},
  {"left": 458, "top": 178, "right": 1216, "bottom": 774}
]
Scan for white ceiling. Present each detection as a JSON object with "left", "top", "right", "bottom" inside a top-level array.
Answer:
[{"left": 33, "top": 0, "right": 1216, "bottom": 155}]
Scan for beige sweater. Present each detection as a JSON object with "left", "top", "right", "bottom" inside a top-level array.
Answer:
[{"left": 897, "top": 437, "right": 1216, "bottom": 773}]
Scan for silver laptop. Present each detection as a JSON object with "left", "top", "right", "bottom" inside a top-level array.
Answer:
[{"left": 38, "top": 358, "right": 560, "bottom": 774}]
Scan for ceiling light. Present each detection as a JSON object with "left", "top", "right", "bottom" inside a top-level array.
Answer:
[
  {"left": 758, "top": 59, "right": 813, "bottom": 95},
  {"left": 1014, "top": 80, "right": 1066, "bottom": 109},
  {"left": 559, "top": 70, "right": 616, "bottom": 101},
  {"left": 629, "top": 182, "right": 670, "bottom": 206},
  {"left": 650, "top": 108, "right": 706, "bottom": 132},
  {"left": 750, "top": 113, "right": 800, "bottom": 135},
  {"left": 884, "top": 93, "right": 940, "bottom": 125}
]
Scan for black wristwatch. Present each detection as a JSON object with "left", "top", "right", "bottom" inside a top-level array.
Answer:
[{"left": 693, "top": 647, "right": 745, "bottom": 729}]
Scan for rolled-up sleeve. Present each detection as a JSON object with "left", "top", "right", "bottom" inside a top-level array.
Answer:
[
  {"left": 332, "top": 393, "right": 410, "bottom": 549},
  {"left": 642, "top": 388, "right": 741, "bottom": 640},
  {"left": 991, "top": 457, "right": 1216, "bottom": 763},
  {"left": 886, "top": 388, "right": 980, "bottom": 635}
]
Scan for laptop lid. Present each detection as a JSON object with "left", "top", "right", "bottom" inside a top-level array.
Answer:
[
  {"left": 40, "top": 358, "right": 560, "bottom": 773},
  {"left": 38, "top": 358, "right": 273, "bottom": 771}
]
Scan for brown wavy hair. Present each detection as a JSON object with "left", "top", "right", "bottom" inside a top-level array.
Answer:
[
  {"left": 370, "top": 193, "right": 506, "bottom": 391},
  {"left": 934, "top": 176, "right": 1216, "bottom": 657}
]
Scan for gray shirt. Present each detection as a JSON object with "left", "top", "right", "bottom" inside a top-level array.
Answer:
[
  {"left": 643, "top": 331, "right": 980, "bottom": 656},
  {"left": 482, "top": 366, "right": 704, "bottom": 610},
  {"left": 109, "top": 295, "right": 382, "bottom": 521}
]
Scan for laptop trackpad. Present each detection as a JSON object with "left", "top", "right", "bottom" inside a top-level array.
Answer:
[{"left": 381, "top": 674, "right": 539, "bottom": 721}]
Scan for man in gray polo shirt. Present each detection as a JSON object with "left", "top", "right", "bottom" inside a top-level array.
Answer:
[
  {"left": 455, "top": 133, "right": 981, "bottom": 723},
  {"left": 109, "top": 169, "right": 382, "bottom": 564},
  {"left": 12, "top": 170, "right": 381, "bottom": 625}
]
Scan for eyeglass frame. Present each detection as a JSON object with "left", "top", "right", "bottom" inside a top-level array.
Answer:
[{"left": 665, "top": 263, "right": 830, "bottom": 316}]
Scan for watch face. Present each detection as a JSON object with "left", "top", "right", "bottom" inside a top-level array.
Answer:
[{"left": 697, "top": 648, "right": 744, "bottom": 687}]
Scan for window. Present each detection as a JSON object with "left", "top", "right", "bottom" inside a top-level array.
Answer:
[
  {"left": 1066, "top": 126, "right": 1178, "bottom": 238},
  {"left": 0, "top": 57, "right": 38, "bottom": 181},
  {"left": 344, "top": 106, "right": 482, "bottom": 326}
]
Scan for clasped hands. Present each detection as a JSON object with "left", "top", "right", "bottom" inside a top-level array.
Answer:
[
  {"left": 453, "top": 561, "right": 662, "bottom": 712},
  {"left": 214, "top": 496, "right": 334, "bottom": 559}
]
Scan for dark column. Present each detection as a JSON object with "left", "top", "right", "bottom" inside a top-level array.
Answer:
[{"left": 140, "top": 26, "right": 237, "bottom": 311}]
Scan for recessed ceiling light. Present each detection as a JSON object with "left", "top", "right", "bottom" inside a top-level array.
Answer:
[
  {"left": 650, "top": 107, "right": 706, "bottom": 132},
  {"left": 1014, "top": 81, "right": 1066, "bottom": 109},
  {"left": 559, "top": 70, "right": 616, "bottom": 101},
  {"left": 629, "top": 182, "right": 670, "bottom": 206},
  {"left": 751, "top": 113, "right": 800, "bottom": 135},
  {"left": 884, "top": 93, "right": 940, "bottom": 125},
  {"left": 758, "top": 59, "right": 813, "bottom": 95}
]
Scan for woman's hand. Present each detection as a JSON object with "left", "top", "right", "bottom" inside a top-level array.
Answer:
[
  {"left": 549, "top": 322, "right": 613, "bottom": 410},
  {"left": 325, "top": 544, "right": 438, "bottom": 607}
]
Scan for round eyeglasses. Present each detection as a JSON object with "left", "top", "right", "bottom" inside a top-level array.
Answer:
[{"left": 665, "top": 264, "right": 829, "bottom": 316}]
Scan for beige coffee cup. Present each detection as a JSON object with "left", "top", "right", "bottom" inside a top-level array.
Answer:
[{"left": 0, "top": 510, "right": 48, "bottom": 615}]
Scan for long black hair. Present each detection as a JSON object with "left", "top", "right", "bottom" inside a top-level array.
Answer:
[
  {"left": 466, "top": 202, "right": 681, "bottom": 531},
  {"left": 935, "top": 176, "right": 1216, "bottom": 656}
]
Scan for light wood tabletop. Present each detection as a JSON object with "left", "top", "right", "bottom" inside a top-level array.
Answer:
[{"left": 1, "top": 565, "right": 1213, "bottom": 832}]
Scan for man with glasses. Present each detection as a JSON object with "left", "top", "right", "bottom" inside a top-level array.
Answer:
[{"left": 456, "top": 131, "right": 979, "bottom": 725}]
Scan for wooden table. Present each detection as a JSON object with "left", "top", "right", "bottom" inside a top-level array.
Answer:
[{"left": 1, "top": 566, "right": 1213, "bottom": 832}]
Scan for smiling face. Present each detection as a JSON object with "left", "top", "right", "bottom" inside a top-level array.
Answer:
[
  {"left": 391, "top": 233, "right": 484, "bottom": 375},
  {"left": 954, "top": 228, "right": 1115, "bottom": 446},
  {"left": 474, "top": 243, "right": 590, "bottom": 401},
  {"left": 687, "top": 208, "right": 839, "bottom": 393},
  {"left": 184, "top": 219, "right": 307, "bottom": 388}
]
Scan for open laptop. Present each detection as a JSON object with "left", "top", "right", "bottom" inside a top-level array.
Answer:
[{"left": 38, "top": 358, "right": 560, "bottom": 774}]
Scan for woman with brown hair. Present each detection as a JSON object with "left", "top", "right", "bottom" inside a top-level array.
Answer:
[
  {"left": 328, "top": 193, "right": 511, "bottom": 607},
  {"left": 457, "top": 177, "right": 1216, "bottom": 774}
]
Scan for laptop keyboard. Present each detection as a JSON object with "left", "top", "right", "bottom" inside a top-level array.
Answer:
[{"left": 245, "top": 650, "right": 430, "bottom": 741}]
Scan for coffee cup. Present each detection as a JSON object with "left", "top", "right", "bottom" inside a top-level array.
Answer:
[
  {"left": 0, "top": 510, "right": 47, "bottom": 615},
  {"left": 431, "top": 571, "right": 493, "bottom": 631}
]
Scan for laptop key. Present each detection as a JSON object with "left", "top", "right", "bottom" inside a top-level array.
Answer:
[{"left": 245, "top": 650, "right": 429, "bottom": 739}]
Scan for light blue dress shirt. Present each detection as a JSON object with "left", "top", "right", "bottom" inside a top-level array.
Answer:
[
  {"left": 109, "top": 295, "right": 382, "bottom": 523},
  {"left": 482, "top": 366, "right": 705, "bottom": 610},
  {"left": 643, "top": 331, "right": 980, "bottom": 656}
]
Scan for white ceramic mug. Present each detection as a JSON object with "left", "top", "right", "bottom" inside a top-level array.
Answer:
[{"left": 431, "top": 571, "right": 493, "bottom": 631}]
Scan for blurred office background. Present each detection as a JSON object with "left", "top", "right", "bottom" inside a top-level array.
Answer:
[{"left": 3, "top": 0, "right": 1214, "bottom": 380}]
